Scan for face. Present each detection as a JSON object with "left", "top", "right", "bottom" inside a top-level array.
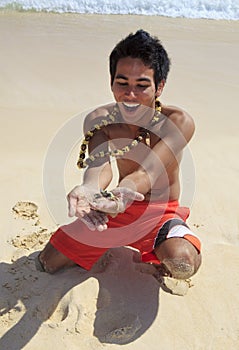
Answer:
[{"left": 111, "top": 57, "right": 164, "bottom": 124}]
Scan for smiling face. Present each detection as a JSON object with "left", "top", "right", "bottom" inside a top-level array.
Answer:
[{"left": 111, "top": 57, "right": 164, "bottom": 124}]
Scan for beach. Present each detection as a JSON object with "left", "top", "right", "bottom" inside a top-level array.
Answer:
[{"left": 0, "top": 11, "right": 239, "bottom": 349}]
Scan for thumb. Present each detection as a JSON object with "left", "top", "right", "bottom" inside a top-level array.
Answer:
[{"left": 132, "top": 191, "right": 145, "bottom": 201}]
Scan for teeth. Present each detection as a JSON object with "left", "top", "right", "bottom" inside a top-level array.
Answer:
[{"left": 123, "top": 102, "right": 140, "bottom": 108}]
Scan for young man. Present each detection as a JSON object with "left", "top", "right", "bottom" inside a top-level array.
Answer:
[{"left": 38, "top": 30, "right": 201, "bottom": 279}]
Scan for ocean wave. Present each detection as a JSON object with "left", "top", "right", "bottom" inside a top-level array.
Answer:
[{"left": 0, "top": 0, "right": 238, "bottom": 20}]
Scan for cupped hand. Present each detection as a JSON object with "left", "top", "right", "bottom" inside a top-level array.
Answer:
[
  {"left": 89, "top": 187, "right": 144, "bottom": 215},
  {"left": 67, "top": 185, "right": 112, "bottom": 231},
  {"left": 67, "top": 185, "right": 96, "bottom": 217}
]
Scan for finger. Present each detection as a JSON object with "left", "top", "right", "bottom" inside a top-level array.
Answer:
[
  {"left": 80, "top": 214, "right": 96, "bottom": 231},
  {"left": 131, "top": 191, "right": 145, "bottom": 201},
  {"left": 90, "top": 199, "right": 112, "bottom": 212},
  {"left": 109, "top": 213, "right": 118, "bottom": 218},
  {"left": 76, "top": 204, "right": 91, "bottom": 217},
  {"left": 80, "top": 210, "right": 109, "bottom": 231},
  {"left": 90, "top": 203, "right": 110, "bottom": 213},
  {"left": 95, "top": 212, "right": 109, "bottom": 230},
  {"left": 96, "top": 223, "right": 108, "bottom": 232},
  {"left": 90, "top": 199, "right": 121, "bottom": 214},
  {"left": 90, "top": 211, "right": 108, "bottom": 231},
  {"left": 94, "top": 211, "right": 109, "bottom": 224}
]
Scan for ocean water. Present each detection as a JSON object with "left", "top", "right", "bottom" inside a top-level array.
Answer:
[{"left": 0, "top": 0, "right": 238, "bottom": 20}]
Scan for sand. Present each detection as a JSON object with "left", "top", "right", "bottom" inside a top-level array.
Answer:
[{"left": 0, "top": 11, "right": 239, "bottom": 350}]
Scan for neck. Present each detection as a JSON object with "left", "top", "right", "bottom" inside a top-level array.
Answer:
[{"left": 117, "top": 104, "right": 155, "bottom": 130}]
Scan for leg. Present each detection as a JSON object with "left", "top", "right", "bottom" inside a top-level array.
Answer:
[
  {"left": 154, "top": 237, "right": 201, "bottom": 279},
  {"left": 37, "top": 242, "right": 77, "bottom": 274},
  {"left": 37, "top": 226, "right": 109, "bottom": 274}
]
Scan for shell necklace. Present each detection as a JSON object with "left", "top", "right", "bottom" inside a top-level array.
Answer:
[{"left": 77, "top": 100, "right": 162, "bottom": 169}]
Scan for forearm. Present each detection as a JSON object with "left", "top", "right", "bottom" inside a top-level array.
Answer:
[
  {"left": 118, "top": 168, "right": 151, "bottom": 195},
  {"left": 118, "top": 109, "right": 194, "bottom": 195},
  {"left": 83, "top": 162, "right": 113, "bottom": 190},
  {"left": 118, "top": 144, "right": 174, "bottom": 195}
]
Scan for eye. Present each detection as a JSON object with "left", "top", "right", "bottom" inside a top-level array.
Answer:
[
  {"left": 117, "top": 81, "right": 128, "bottom": 86},
  {"left": 137, "top": 84, "right": 150, "bottom": 88}
]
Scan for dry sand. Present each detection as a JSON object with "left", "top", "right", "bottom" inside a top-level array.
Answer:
[{"left": 0, "top": 11, "right": 239, "bottom": 349}]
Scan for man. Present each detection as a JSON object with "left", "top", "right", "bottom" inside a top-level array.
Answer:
[{"left": 37, "top": 30, "right": 201, "bottom": 280}]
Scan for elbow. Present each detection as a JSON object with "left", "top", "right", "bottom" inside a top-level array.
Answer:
[{"left": 137, "top": 167, "right": 158, "bottom": 192}]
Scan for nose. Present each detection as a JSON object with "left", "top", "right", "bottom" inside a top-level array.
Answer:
[{"left": 124, "top": 87, "right": 137, "bottom": 99}]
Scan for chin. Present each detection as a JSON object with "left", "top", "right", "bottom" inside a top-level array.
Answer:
[{"left": 118, "top": 102, "right": 154, "bottom": 126}]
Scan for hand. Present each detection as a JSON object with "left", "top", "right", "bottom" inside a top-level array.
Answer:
[
  {"left": 67, "top": 185, "right": 97, "bottom": 218},
  {"left": 89, "top": 187, "right": 144, "bottom": 215},
  {"left": 67, "top": 185, "right": 110, "bottom": 231},
  {"left": 80, "top": 209, "right": 109, "bottom": 231}
]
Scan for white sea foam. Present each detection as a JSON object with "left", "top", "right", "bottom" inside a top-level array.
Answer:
[{"left": 0, "top": 0, "right": 238, "bottom": 20}]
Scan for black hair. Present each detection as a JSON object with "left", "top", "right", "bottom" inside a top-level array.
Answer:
[{"left": 109, "top": 29, "right": 171, "bottom": 89}]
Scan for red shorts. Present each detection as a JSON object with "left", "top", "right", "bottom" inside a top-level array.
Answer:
[{"left": 50, "top": 200, "right": 201, "bottom": 271}]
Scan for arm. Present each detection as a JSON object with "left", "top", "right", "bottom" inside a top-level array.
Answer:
[
  {"left": 68, "top": 106, "right": 144, "bottom": 219},
  {"left": 67, "top": 108, "right": 114, "bottom": 225},
  {"left": 82, "top": 107, "right": 114, "bottom": 189},
  {"left": 82, "top": 162, "right": 113, "bottom": 191},
  {"left": 68, "top": 119, "right": 113, "bottom": 214},
  {"left": 91, "top": 105, "right": 192, "bottom": 214},
  {"left": 119, "top": 105, "right": 195, "bottom": 194},
  {"left": 80, "top": 114, "right": 114, "bottom": 192}
]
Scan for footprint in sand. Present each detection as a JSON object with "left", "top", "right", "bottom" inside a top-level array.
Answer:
[
  {"left": 33, "top": 288, "right": 72, "bottom": 326},
  {"left": 101, "top": 314, "right": 142, "bottom": 344},
  {"left": 11, "top": 230, "right": 52, "bottom": 251},
  {"left": 47, "top": 299, "right": 70, "bottom": 324},
  {"left": 12, "top": 201, "right": 39, "bottom": 220},
  {"left": 11, "top": 201, "right": 53, "bottom": 250},
  {"left": 33, "top": 278, "right": 98, "bottom": 335}
]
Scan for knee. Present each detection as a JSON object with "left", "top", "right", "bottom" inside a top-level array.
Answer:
[
  {"left": 162, "top": 251, "right": 201, "bottom": 279},
  {"left": 162, "top": 258, "right": 194, "bottom": 279},
  {"left": 155, "top": 238, "right": 202, "bottom": 279}
]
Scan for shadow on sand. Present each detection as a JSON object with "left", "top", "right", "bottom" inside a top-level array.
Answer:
[{"left": 0, "top": 247, "right": 161, "bottom": 349}]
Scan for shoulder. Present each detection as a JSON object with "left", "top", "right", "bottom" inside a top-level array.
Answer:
[
  {"left": 83, "top": 102, "right": 116, "bottom": 133},
  {"left": 161, "top": 104, "right": 195, "bottom": 142}
]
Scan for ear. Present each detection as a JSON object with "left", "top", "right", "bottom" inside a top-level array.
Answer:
[{"left": 155, "top": 80, "right": 165, "bottom": 97}]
